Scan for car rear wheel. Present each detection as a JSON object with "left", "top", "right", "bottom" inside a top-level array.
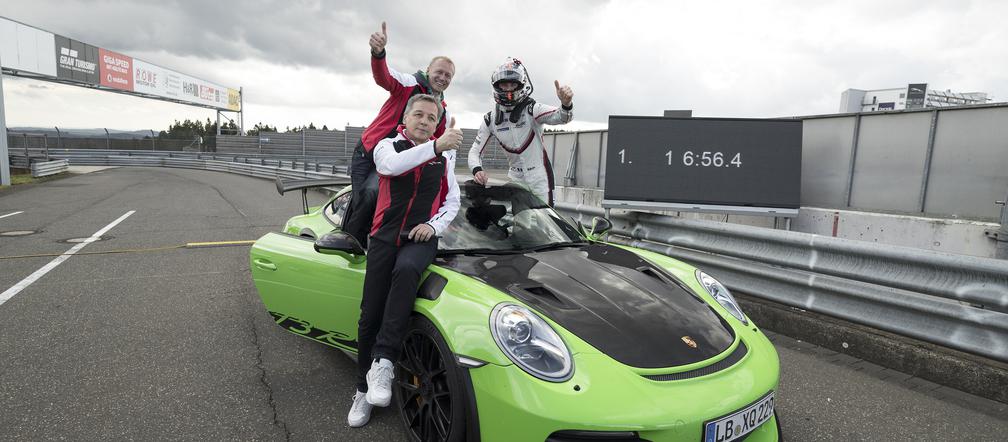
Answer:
[{"left": 394, "top": 315, "right": 468, "bottom": 442}]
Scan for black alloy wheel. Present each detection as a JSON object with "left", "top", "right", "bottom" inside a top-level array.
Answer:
[{"left": 394, "top": 316, "right": 467, "bottom": 442}]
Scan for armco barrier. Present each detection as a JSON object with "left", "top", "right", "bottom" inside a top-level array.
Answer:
[
  {"left": 31, "top": 159, "right": 69, "bottom": 177},
  {"left": 10, "top": 148, "right": 1004, "bottom": 364},
  {"left": 9, "top": 149, "right": 350, "bottom": 182},
  {"left": 556, "top": 202, "right": 1008, "bottom": 363}
]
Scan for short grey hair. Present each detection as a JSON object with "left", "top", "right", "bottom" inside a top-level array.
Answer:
[{"left": 405, "top": 94, "right": 443, "bottom": 120}]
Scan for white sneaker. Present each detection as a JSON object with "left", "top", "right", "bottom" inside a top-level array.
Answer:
[
  {"left": 347, "top": 390, "right": 372, "bottom": 428},
  {"left": 365, "top": 358, "right": 395, "bottom": 407}
]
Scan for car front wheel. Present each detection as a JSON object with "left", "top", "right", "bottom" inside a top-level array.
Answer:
[{"left": 394, "top": 315, "right": 469, "bottom": 442}]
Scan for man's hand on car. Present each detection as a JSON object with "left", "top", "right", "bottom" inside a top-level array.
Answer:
[{"left": 408, "top": 223, "right": 436, "bottom": 242}]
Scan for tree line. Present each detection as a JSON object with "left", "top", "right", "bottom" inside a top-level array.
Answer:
[{"left": 158, "top": 119, "right": 340, "bottom": 140}]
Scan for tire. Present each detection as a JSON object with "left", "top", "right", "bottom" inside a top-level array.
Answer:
[{"left": 393, "top": 315, "right": 469, "bottom": 442}]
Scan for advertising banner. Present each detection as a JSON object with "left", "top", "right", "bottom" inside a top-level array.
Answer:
[
  {"left": 0, "top": 17, "right": 57, "bottom": 77},
  {"left": 227, "top": 88, "right": 241, "bottom": 111},
  {"left": 2, "top": 17, "right": 238, "bottom": 112},
  {"left": 132, "top": 58, "right": 238, "bottom": 110},
  {"left": 55, "top": 35, "right": 99, "bottom": 85},
  {"left": 907, "top": 83, "right": 928, "bottom": 109},
  {"left": 99, "top": 48, "right": 133, "bottom": 91}
]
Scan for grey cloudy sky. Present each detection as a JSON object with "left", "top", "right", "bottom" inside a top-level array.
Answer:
[{"left": 2, "top": 0, "right": 1006, "bottom": 132}]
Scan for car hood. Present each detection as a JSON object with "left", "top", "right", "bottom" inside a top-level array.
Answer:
[{"left": 435, "top": 243, "right": 735, "bottom": 369}]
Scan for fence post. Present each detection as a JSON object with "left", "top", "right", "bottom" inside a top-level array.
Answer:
[
  {"left": 104, "top": 128, "right": 110, "bottom": 150},
  {"left": 994, "top": 188, "right": 1008, "bottom": 260},
  {"left": 150, "top": 130, "right": 156, "bottom": 151},
  {"left": 918, "top": 110, "right": 940, "bottom": 213},
  {"left": 596, "top": 131, "right": 604, "bottom": 188},
  {"left": 0, "top": 53, "right": 9, "bottom": 185},
  {"left": 563, "top": 133, "right": 579, "bottom": 186},
  {"left": 43, "top": 134, "right": 49, "bottom": 160},
  {"left": 302, "top": 129, "right": 306, "bottom": 158},
  {"left": 843, "top": 114, "right": 862, "bottom": 207}
]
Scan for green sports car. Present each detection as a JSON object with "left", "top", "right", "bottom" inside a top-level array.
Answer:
[{"left": 250, "top": 178, "right": 781, "bottom": 442}]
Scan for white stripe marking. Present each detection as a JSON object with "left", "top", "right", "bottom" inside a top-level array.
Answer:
[
  {"left": 0, "top": 211, "right": 24, "bottom": 220},
  {"left": 0, "top": 211, "right": 135, "bottom": 307}
]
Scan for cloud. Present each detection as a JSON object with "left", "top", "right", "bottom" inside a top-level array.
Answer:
[{"left": 2, "top": 0, "right": 1006, "bottom": 131}]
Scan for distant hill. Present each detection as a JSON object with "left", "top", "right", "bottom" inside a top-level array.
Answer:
[{"left": 8, "top": 127, "right": 156, "bottom": 139}]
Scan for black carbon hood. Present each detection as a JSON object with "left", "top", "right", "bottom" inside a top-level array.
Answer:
[{"left": 435, "top": 243, "right": 736, "bottom": 368}]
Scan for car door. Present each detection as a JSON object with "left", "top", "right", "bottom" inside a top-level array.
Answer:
[{"left": 250, "top": 195, "right": 365, "bottom": 352}]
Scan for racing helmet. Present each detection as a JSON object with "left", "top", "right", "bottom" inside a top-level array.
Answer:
[{"left": 491, "top": 57, "right": 533, "bottom": 107}]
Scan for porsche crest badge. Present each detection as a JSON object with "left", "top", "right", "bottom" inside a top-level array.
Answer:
[{"left": 681, "top": 336, "right": 697, "bottom": 349}]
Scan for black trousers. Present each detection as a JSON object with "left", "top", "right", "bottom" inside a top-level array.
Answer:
[
  {"left": 356, "top": 236, "right": 439, "bottom": 392},
  {"left": 344, "top": 139, "right": 379, "bottom": 249}
]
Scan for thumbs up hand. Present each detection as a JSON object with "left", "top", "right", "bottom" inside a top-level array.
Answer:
[
  {"left": 369, "top": 21, "right": 388, "bottom": 56},
  {"left": 435, "top": 117, "right": 462, "bottom": 154},
  {"left": 555, "top": 80, "right": 573, "bottom": 107}
]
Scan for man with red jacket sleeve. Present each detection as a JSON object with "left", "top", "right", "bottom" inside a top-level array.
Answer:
[{"left": 343, "top": 21, "right": 455, "bottom": 249}]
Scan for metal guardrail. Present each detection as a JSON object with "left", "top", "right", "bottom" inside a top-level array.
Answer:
[
  {"left": 556, "top": 203, "right": 1008, "bottom": 363},
  {"left": 31, "top": 159, "right": 68, "bottom": 177},
  {"left": 9, "top": 149, "right": 349, "bottom": 182},
  {"left": 10, "top": 148, "right": 1004, "bottom": 363}
]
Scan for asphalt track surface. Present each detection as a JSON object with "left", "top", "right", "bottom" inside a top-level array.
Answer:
[{"left": 0, "top": 167, "right": 1005, "bottom": 441}]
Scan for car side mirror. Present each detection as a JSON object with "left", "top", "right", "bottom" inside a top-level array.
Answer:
[
  {"left": 314, "top": 232, "right": 365, "bottom": 262},
  {"left": 588, "top": 216, "right": 612, "bottom": 239}
]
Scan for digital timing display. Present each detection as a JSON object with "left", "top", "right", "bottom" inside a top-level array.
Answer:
[{"left": 604, "top": 116, "right": 802, "bottom": 210}]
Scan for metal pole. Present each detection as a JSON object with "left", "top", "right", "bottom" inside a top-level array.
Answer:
[
  {"left": 150, "top": 129, "right": 155, "bottom": 151},
  {"left": 43, "top": 134, "right": 49, "bottom": 160},
  {"left": 918, "top": 110, "right": 939, "bottom": 213},
  {"left": 55, "top": 126, "right": 62, "bottom": 149},
  {"left": 596, "top": 132, "right": 604, "bottom": 188},
  {"left": 216, "top": 110, "right": 221, "bottom": 136},
  {"left": 104, "top": 128, "right": 110, "bottom": 150},
  {"left": 0, "top": 53, "right": 9, "bottom": 186},
  {"left": 843, "top": 114, "right": 862, "bottom": 207},
  {"left": 302, "top": 129, "right": 306, "bottom": 158},
  {"left": 343, "top": 126, "right": 348, "bottom": 157},
  {"left": 239, "top": 87, "right": 244, "bottom": 135},
  {"left": 996, "top": 190, "right": 1008, "bottom": 259}
]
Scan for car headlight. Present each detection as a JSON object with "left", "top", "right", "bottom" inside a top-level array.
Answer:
[
  {"left": 490, "top": 303, "right": 574, "bottom": 382},
  {"left": 696, "top": 270, "right": 748, "bottom": 325}
]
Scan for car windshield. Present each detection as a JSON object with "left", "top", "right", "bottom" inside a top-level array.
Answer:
[{"left": 439, "top": 181, "right": 585, "bottom": 254}]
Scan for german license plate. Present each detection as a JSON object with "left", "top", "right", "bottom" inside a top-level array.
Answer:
[{"left": 703, "top": 391, "right": 775, "bottom": 442}]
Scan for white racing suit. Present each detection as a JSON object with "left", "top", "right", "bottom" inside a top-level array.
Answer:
[{"left": 467, "top": 100, "right": 573, "bottom": 205}]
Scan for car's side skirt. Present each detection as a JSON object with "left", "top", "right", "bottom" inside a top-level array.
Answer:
[{"left": 268, "top": 311, "right": 359, "bottom": 353}]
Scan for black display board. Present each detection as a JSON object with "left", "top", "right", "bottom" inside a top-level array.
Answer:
[{"left": 603, "top": 116, "right": 802, "bottom": 216}]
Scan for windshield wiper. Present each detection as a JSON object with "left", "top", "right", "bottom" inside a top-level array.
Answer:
[
  {"left": 520, "top": 241, "right": 589, "bottom": 253},
  {"left": 438, "top": 247, "right": 516, "bottom": 256}
]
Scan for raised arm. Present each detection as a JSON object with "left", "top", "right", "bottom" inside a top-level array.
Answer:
[
  {"left": 533, "top": 80, "right": 575, "bottom": 125},
  {"left": 369, "top": 21, "right": 416, "bottom": 92}
]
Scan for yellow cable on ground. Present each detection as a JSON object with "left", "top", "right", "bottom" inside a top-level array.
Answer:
[{"left": 0, "top": 240, "right": 256, "bottom": 260}]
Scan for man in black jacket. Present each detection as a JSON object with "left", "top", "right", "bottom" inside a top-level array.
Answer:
[{"left": 347, "top": 94, "right": 462, "bottom": 428}]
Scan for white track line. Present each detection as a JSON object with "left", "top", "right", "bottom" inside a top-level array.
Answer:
[
  {"left": 0, "top": 210, "right": 135, "bottom": 307},
  {"left": 0, "top": 211, "right": 24, "bottom": 220}
]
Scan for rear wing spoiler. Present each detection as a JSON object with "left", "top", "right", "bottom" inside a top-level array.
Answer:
[{"left": 274, "top": 177, "right": 351, "bottom": 214}]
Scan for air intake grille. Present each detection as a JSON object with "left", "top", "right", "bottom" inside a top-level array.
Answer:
[{"left": 642, "top": 341, "right": 748, "bottom": 381}]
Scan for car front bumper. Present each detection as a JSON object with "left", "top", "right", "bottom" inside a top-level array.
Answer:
[{"left": 467, "top": 334, "right": 781, "bottom": 442}]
